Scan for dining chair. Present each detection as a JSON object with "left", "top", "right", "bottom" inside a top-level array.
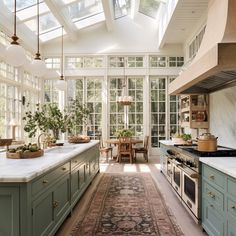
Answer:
[
  {"left": 118, "top": 137, "right": 133, "bottom": 164},
  {"left": 133, "top": 136, "right": 149, "bottom": 162},
  {"left": 99, "top": 136, "right": 113, "bottom": 162}
]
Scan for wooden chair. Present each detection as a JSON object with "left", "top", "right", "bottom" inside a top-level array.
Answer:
[
  {"left": 118, "top": 137, "right": 133, "bottom": 164},
  {"left": 133, "top": 136, "right": 149, "bottom": 162},
  {"left": 99, "top": 136, "right": 113, "bottom": 162}
]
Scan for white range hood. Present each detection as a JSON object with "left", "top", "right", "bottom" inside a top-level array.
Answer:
[{"left": 169, "top": 0, "right": 236, "bottom": 95}]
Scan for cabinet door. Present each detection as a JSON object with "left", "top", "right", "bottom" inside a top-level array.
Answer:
[
  {"left": 32, "top": 191, "right": 54, "bottom": 236},
  {"left": 202, "top": 198, "right": 224, "bottom": 236},
  {"left": 0, "top": 187, "right": 19, "bottom": 236},
  {"left": 71, "top": 168, "right": 80, "bottom": 204},
  {"left": 53, "top": 175, "right": 70, "bottom": 222},
  {"left": 228, "top": 219, "right": 236, "bottom": 236}
]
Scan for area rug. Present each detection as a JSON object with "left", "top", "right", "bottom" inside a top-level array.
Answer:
[{"left": 71, "top": 173, "right": 184, "bottom": 236}]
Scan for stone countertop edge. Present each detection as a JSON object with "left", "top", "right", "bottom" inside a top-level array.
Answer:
[
  {"left": 200, "top": 157, "right": 236, "bottom": 179},
  {"left": 0, "top": 140, "right": 99, "bottom": 183}
]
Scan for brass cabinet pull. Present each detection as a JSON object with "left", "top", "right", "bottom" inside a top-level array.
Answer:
[
  {"left": 210, "top": 204, "right": 214, "bottom": 208},
  {"left": 231, "top": 206, "right": 236, "bottom": 210},
  {"left": 74, "top": 160, "right": 78, "bottom": 163},
  {"left": 62, "top": 167, "right": 67, "bottom": 171},
  {"left": 209, "top": 175, "right": 215, "bottom": 180},
  {"left": 53, "top": 201, "right": 59, "bottom": 208},
  {"left": 42, "top": 180, "right": 48, "bottom": 184}
]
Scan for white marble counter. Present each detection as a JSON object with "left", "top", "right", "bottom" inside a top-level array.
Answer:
[
  {"left": 159, "top": 140, "right": 175, "bottom": 146},
  {"left": 0, "top": 140, "right": 99, "bottom": 183},
  {"left": 200, "top": 157, "right": 236, "bottom": 179}
]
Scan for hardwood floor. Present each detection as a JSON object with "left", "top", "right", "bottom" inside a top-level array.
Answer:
[{"left": 56, "top": 155, "right": 206, "bottom": 236}]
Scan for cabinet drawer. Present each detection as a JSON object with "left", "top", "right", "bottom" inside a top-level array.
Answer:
[
  {"left": 227, "top": 197, "right": 236, "bottom": 219},
  {"left": 227, "top": 177, "right": 236, "bottom": 198},
  {"left": 202, "top": 164, "right": 224, "bottom": 189},
  {"left": 32, "top": 162, "right": 70, "bottom": 197},
  {"left": 203, "top": 181, "right": 224, "bottom": 213},
  {"left": 71, "top": 152, "right": 86, "bottom": 169}
]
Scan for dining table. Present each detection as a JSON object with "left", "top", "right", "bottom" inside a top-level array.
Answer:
[{"left": 106, "top": 138, "right": 143, "bottom": 162}]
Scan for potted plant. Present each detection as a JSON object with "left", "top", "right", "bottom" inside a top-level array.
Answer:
[
  {"left": 23, "top": 100, "right": 90, "bottom": 140},
  {"left": 115, "top": 128, "right": 134, "bottom": 138}
]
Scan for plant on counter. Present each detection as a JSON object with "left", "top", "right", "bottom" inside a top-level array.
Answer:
[
  {"left": 23, "top": 100, "right": 90, "bottom": 139},
  {"left": 115, "top": 128, "right": 134, "bottom": 138},
  {"left": 181, "top": 133, "right": 192, "bottom": 141}
]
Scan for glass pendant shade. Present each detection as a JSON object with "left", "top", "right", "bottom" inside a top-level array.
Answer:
[
  {"left": 31, "top": 58, "right": 46, "bottom": 77},
  {"left": 5, "top": 44, "right": 26, "bottom": 67},
  {"left": 55, "top": 77, "right": 67, "bottom": 91}
]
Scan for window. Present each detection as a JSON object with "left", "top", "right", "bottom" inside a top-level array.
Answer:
[
  {"left": 139, "top": 0, "right": 161, "bottom": 19},
  {"left": 168, "top": 57, "right": 184, "bottom": 67},
  {"left": 109, "top": 56, "right": 125, "bottom": 67},
  {"left": 189, "top": 26, "right": 206, "bottom": 59},
  {"left": 109, "top": 76, "right": 144, "bottom": 138},
  {"left": 108, "top": 56, "right": 144, "bottom": 68},
  {"left": 45, "top": 57, "right": 61, "bottom": 69},
  {"left": 67, "top": 77, "right": 102, "bottom": 139},
  {"left": 44, "top": 80, "right": 59, "bottom": 104},
  {"left": 66, "top": 57, "right": 83, "bottom": 69},
  {"left": 113, "top": 0, "right": 131, "bottom": 19},
  {"left": 127, "top": 56, "right": 144, "bottom": 68},
  {"left": 149, "top": 56, "right": 167, "bottom": 67},
  {"left": 66, "top": 56, "right": 104, "bottom": 69}
]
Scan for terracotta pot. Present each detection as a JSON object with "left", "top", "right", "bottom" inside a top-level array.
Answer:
[{"left": 197, "top": 133, "right": 218, "bottom": 152}]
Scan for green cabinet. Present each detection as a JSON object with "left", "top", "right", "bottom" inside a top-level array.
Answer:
[
  {"left": 0, "top": 187, "right": 20, "bottom": 236},
  {"left": 0, "top": 143, "right": 100, "bottom": 236},
  {"left": 202, "top": 163, "right": 236, "bottom": 236}
]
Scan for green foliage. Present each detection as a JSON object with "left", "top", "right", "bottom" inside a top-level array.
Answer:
[
  {"left": 115, "top": 128, "right": 134, "bottom": 138},
  {"left": 23, "top": 99, "right": 90, "bottom": 139},
  {"left": 181, "top": 133, "right": 192, "bottom": 141}
]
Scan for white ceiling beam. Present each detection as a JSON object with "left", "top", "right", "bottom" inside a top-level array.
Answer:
[
  {"left": 44, "top": 0, "right": 78, "bottom": 41},
  {"left": 131, "top": 0, "right": 140, "bottom": 19},
  {"left": 101, "top": 0, "right": 114, "bottom": 31}
]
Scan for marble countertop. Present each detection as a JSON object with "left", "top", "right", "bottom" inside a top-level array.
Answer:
[
  {"left": 200, "top": 157, "right": 236, "bottom": 178},
  {"left": 0, "top": 140, "right": 99, "bottom": 183},
  {"left": 159, "top": 140, "right": 175, "bottom": 146}
]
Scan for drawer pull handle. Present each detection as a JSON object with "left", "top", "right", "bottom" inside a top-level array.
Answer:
[
  {"left": 209, "top": 175, "right": 215, "bottom": 180},
  {"left": 74, "top": 160, "right": 78, "bottom": 163},
  {"left": 53, "top": 201, "right": 59, "bottom": 208},
  {"left": 62, "top": 167, "right": 67, "bottom": 171},
  {"left": 231, "top": 206, "right": 236, "bottom": 210},
  {"left": 210, "top": 204, "right": 214, "bottom": 208},
  {"left": 42, "top": 180, "right": 48, "bottom": 184},
  {"left": 207, "top": 192, "right": 215, "bottom": 198}
]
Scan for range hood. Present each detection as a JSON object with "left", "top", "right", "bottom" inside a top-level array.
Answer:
[{"left": 169, "top": 0, "right": 236, "bottom": 95}]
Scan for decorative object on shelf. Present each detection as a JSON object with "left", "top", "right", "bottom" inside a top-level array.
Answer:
[
  {"left": 68, "top": 135, "right": 90, "bottom": 143},
  {"left": 23, "top": 99, "right": 90, "bottom": 140},
  {"left": 116, "top": 59, "right": 133, "bottom": 106},
  {"left": 5, "top": 0, "right": 27, "bottom": 67},
  {"left": 55, "top": 26, "right": 67, "bottom": 91},
  {"left": 30, "top": 0, "right": 46, "bottom": 77}
]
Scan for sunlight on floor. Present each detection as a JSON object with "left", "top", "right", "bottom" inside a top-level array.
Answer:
[
  {"left": 154, "top": 163, "right": 161, "bottom": 170},
  {"left": 138, "top": 164, "right": 151, "bottom": 172},
  {"left": 100, "top": 163, "right": 109, "bottom": 172},
  {"left": 124, "top": 164, "right": 137, "bottom": 172}
]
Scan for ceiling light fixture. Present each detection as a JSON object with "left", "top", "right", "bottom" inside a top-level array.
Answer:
[
  {"left": 31, "top": 0, "right": 46, "bottom": 77},
  {"left": 5, "top": 0, "right": 27, "bottom": 67},
  {"left": 55, "top": 26, "right": 67, "bottom": 91},
  {"left": 116, "top": 59, "right": 133, "bottom": 106}
]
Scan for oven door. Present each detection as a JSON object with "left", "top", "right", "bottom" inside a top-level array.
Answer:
[
  {"left": 166, "top": 157, "right": 172, "bottom": 183},
  {"left": 182, "top": 168, "right": 199, "bottom": 218},
  {"left": 172, "top": 163, "right": 182, "bottom": 196}
]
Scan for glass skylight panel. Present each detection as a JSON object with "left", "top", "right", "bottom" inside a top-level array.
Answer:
[
  {"left": 67, "top": 0, "right": 103, "bottom": 22},
  {"left": 4, "top": 0, "right": 38, "bottom": 12},
  {"left": 113, "top": 0, "right": 131, "bottom": 19},
  {"left": 40, "top": 28, "right": 64, "bottom": 42},
  {"left": 74, "top": 12, "right": 105, "bottom": 29},
  {"left": 139, "top": 0, "right": 161, "bottom": 19}
]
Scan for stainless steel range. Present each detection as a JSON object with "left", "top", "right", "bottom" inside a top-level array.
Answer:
[{"left": 160, "top": 143, "right": 236, "bottom": 223}]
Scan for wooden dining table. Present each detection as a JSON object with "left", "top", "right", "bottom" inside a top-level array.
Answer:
[{"left": 106, "top": 138, "right": 143, "bottom": 162}]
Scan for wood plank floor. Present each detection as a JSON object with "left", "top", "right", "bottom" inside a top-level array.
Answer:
[{"left": 56, "top": 155, "right": 206, "bottom": 236}]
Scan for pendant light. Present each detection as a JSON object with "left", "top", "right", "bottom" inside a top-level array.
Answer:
[
  {"left": 116, "top": 59, "right": 133, "bottom": 105},
  {"left": 55, "top": 26, "right": 67, "bottom": 91},
  {"left": 31, "top": 0, "right": 46, "bottom": 77},
  {"left": 5, "top": 0, "right": 27, "bottom": 67}
]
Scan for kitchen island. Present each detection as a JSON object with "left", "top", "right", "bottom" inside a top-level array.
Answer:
[{"left": 0, "top": 140, "right": 100, "bottom": 236}]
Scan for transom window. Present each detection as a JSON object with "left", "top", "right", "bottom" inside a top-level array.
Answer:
[
  {"left": 45, "top": 58, "right": 61, "bottom": 69},
  {"left": 66, "top": 56, "right": 104, "bottom": 69}
]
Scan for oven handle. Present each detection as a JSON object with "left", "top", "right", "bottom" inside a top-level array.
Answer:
[{"left": 183, "top": 168, "right": 199, "bottom": 179}]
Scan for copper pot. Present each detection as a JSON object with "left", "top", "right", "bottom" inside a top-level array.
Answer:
[{"left": 197, "top": 133, "right": 218, "bottom": 152}]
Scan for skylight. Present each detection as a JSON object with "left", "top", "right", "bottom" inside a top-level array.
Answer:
[
  {"left": 139, "top": 0, "right": 161, "bottom": 19},
  {"left": 113, "top": 0, "right": 131, "bottom": 19}
]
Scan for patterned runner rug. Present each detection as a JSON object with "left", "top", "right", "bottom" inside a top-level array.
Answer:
[{"left": 71, "top": 173, "right": 184, "bottom": 236}]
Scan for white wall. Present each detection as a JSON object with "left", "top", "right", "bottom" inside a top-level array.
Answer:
[
  {"left": 42, "top": 16, "right": 183, "bottom": 56},
  {"left": 210, "top": 86, "right": 236, "bottom": 149}
]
